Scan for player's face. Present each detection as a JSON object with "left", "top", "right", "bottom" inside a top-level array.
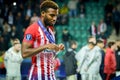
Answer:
[
  {"left": 113, "top": 43, "right": 117, "bottom": 51},
  {"left": 116, "top": 41, "right": 120, "bottom": 47},
  {"left": 100, "top": 42, "right": 104, "bottom": 48},
  {"left": 89, "top": 37, "right": 96, "bottom": 45},
  {"left": 14, "top": 44, "right": 21, "bottom": 51},
  {"left": 44, "top": 8, "right": 59, "bottom": 26}
]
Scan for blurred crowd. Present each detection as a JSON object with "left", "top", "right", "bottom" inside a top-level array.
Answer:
[{"left": 0, "top": 0, "right": 120, "bottom": 51}]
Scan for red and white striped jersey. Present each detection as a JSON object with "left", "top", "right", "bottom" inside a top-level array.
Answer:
[{"left": 23, "top": 22, "right": 56, "bottom": 80}]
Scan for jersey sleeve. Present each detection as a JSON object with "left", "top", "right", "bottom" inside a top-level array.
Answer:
[
  {"left": 4, "top": 50, "right": 9, "bottom": 68},
  {"left": 23, "top": 24, "right": 36, "bottom": 45},
  {"left": 4, "top": 50, "right": 10, "bottom": 60}
]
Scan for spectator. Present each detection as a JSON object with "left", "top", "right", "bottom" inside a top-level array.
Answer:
[
  {"left": 23, "top": 15, "right": 30, "bottom": 29},
  {"left": 14, "top": 12, "right": 24, "bottom": 42},
  {"left": 25, "top": 5, "right": 32, "bottom": 17},
  {"left": 67, "top": 0, "right": 78, "bottom": 17},
  {"left": 97, "top": 19, "right": 107, "bottom": 44},
  {"left": 1, "top": 38, "right": 23, "bottom": 80},
  {"left": 104, "top": 1, "right": 113, "bottom": 16},
  {"left": 62, "top": 28, "right": 72, "bottom": 51},
  {"left": 63, "top": 40, "right": 78, "bottom": 80},
  {"left": 59, "top": 4, "right": 69, "bottom": 25},
  {"left": 60, "top": 4, "right": 69, "bottom": 15},
  {"left": 89, "top": 21, "right": 97, "bottom": 38},
  {"left": 30, "top": 12, "right": 39, "bottom": 25},
  {"left": 96, "top": 39, "right": 105, "bottom": 80},
  {"left": 98, "top": 19, "right": 107, "bottom": 37},
  {"left": 112, "top": 6, "right": 120, "bottom": 36},
  {"left": 33, "top": 3, "right": 40, "bottom": 16},
  {"left": 105, "top": 13, "right": 112, "bottom": 26},
  {"left": 104, "top": 41, "right": 117, "bottom": 80},
  {"left": 7, "top": 11, "right": 14, "bottom": 26},
  {"left": 2, "top": 22, "right": 11, "bottom": 50},
  {"left": 117, "top": 2, "right": 120, "bottom": 13},
  {"left": 78, "top": 4, "right": 85, "bottom": 18},
  {"left": 3, "top": 4, "right": 10, "bottom": 20},
  {"left": 2, "top": 21, "right": 11, "bottom": 33},
  {"left": 75, "top": 36, "right": 102, "bottom": 80},
  {"left": 17, "top": 3, "right": 24, "bottom": 17},
  {"left": 104, "top": 13, "right": 112, "bottom": 37},
  {"left": 115, "top": 40, "right": 120, "bottom": 77},
  {"left": 9, "top": 25, "right": 18, "bottom": 39}
]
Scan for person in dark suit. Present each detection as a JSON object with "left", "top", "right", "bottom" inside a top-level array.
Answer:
[{"left": 63, "top": 41, "right": 78, "bottom": 80}]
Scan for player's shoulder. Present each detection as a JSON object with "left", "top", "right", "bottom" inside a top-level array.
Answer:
[
  {"left": 94, "top": 46, "right": 101, "bottom": 51},
  {"left": 82, "top": 45, "right": 88, "bottom": 50},
  {"left": 5, "top": 47, "right": 14, "bottom": 57},
  {"left": 25, "top": 22, "right": 39, "bottom": 32},
  {"left": 6, "top": 47, "right": 13, "bottom": 53}
]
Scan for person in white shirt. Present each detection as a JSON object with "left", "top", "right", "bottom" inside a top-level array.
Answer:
[
  {"left": 2, "top": 38, "right": 23, "bottom": 80},
  {"left": 76, "top": 36, "right": 102, "bottom": 80}
]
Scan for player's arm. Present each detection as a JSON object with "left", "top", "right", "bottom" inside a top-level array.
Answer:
[{"left": 22, "top": 42, "right": 61, "bottom": 58}]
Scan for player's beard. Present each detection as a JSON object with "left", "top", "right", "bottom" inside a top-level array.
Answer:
[
  {"left": 45, "top": 19, "right": 54, "bottom": 26},
  {"left": 44, "top": 16, "right": 55, "bottom": 26}
]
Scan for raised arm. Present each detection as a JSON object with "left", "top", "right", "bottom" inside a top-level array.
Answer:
[{"left": 21, "top": 42, "right": 64, "bottom": 58}]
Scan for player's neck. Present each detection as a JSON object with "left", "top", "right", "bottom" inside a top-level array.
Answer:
[
  {"left": 40, "top": 17, "right": 48, "bottom": 29},
  {"left": 13, "top": 47, "right": 19, "bottom": 53}
]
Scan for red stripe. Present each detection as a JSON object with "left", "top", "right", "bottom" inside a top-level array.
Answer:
[
  {"left": 40, "top": 53, "right": 45, "bottom": 74},
  {"left": 44, "top": 33, "right": 47, "bottom": 44},
  {"left": 31, "top": 56, "right": 36, "bottom": 64},
  {"left": 47, "top": 54, "right": 50, "bottom": 78}
]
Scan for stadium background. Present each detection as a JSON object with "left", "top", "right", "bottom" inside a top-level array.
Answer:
[{"left": 0, "top": 0, "right": 120, "bottom": 80}]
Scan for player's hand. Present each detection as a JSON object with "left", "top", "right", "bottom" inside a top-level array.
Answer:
[
  {"left": 45, "top": 44, "right": 59, "bottom": 52},
  {"left": 58, "top": 43, "right": 64, "bottom": 51}
]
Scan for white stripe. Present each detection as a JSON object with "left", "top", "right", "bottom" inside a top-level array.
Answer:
[
  {"left": 37, "top": 54, "right": 42, "bottom": 80},
  {"left": 33, "top": 40, "right": 38, "bottom": 48},
  {"left": 53, "top": 72, "right": 56, "bottom": 80},
  {"left": 38, "top": 27, "right": 44, "bottom": 45},
  {"left": 29, "top": 65, "right": 34, "bottom": 80}
]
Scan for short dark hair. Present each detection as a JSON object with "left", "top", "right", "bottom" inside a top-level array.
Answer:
[
  {"left": 13, "top": 38, "right": 20, "bottom": 45},
  {"left": 97, "top": 39, "right": 104, "bottom": 44},
  {"left": 88, "top": 36, "right": 96, "bottom": 45},
  {"left": 88, "top": 36, "right": 95, "bottom": 42},
  {"left": 69, "top": 40, "right": 77, "bottom": 47},
  {"left": 108, "top": 41, "right": 115, "bottom": 48},
  {"left": 88, "top": 42, "right": 96, "bottom": 46},
  {"left": 40, "top": 0, "right": 59, "bottom": 12}
]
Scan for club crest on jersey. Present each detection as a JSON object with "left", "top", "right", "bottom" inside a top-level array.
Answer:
[{"left": 26, "top": 34, "right": 32, "bottom": 40}]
